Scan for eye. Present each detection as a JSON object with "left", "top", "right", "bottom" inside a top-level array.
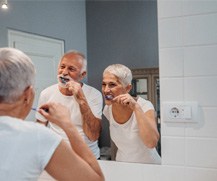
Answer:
[
  {"left": 68, "top": 67, "right": 76, "bottom": 72},
  {"left": 102, "top": 83, "right": 106, "bottom": 87},
  {"left": 60, "top": 65, "right": 65, "bottom": 69},
  {"left": 108, "top": 83, "right": 116, "bottom": 88}
]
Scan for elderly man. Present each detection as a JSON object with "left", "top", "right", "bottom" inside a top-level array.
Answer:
[
  {"left": 36, "top": 50, "right": 103, "bottom": 159},
  {"left": 0, "top": 47, "right": 104, "bottom": 181}
]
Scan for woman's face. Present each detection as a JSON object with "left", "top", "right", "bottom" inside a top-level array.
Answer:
[{"left": 102, "top": 72, "right": 127, "bottom": 105}]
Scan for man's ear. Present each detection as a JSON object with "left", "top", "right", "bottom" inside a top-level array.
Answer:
[
  {"left": 79, "top": 71, "right": 87, "bottom": 80},
  {"left": 23, "top": 86, "right": 34, "bottom": 104}
]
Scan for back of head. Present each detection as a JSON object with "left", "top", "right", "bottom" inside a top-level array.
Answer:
[
  {"left": 103, "top": 64, "right": 132, "bottom": 87},
  {"left": 0, "top": 47, "right": 35, "bottom": 103}
]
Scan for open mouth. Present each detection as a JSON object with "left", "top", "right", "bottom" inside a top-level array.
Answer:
[
  {"left": 105, "top": 95, "right": 114, "bottom": 100},
  {"left": 60, "top": 77, "right": 70, "bottom": 84}
]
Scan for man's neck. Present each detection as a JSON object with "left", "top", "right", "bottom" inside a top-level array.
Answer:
[{"left": 59, "top": 87, "right": 73, "bottom": 96}]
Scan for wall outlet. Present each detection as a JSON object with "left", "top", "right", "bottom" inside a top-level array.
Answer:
[
  {"left": 162, "top": 102, "right": 198, "bottom": 123},
  {"left": 169, "top": 107, "right": 181, "bottom": 118}
]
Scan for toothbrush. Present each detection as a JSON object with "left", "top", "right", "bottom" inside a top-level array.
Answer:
[
  {"left": 105, "top": 95, "right": 114, "bottom": 100},
  {"left": 31, "top": 107, "right": 38, "bottom": 111},
  {"left": 60, "top": 77, "right": 69, "bottom": 84},
  {"left": 31, "top": 107, "right": 49, "bottom": 112},
  {"left": 32, "top": 107, "right": 48, "bottom": 123}
]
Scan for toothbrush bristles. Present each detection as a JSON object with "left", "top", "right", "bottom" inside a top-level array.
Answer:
[{"left": 105, "top": 95, "right": 114, "bottom": 100}]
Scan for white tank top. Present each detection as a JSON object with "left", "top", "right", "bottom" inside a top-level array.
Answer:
[{"left": 103, "top": 97, "right": 161, "bottom": 164}]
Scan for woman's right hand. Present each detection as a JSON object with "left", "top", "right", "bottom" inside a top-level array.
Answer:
[
  {"left": 113, "top": 93, "right": 138, "bottom": 110},
  {"left": 38, "top": 102, "right": 71, "bottom": 128}
]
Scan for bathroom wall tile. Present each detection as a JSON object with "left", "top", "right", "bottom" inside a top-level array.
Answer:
[
  {"left": 158, "top": 0, "right": 183, "bottom": 18},
  {"left": 161, "top": 118, "right": 185, "bottom": 137},
  {"left": 185, "top": 167, "right": 217, "bottom": 181},
  {"left": 159, "top": 48, "right": 184, "bottom": 77},
  {"left": 183, "top": 0, "right": 217, "bottom": 16},
  {"left": 184, "top": 45, "right": 217, "bottom": 76},
  {"left": 161, "top": 136, "right": 185, "bottom": 165},
  {"left": 184, "top": 77, "right": 217, "bottom": 107},
  {"left": 158, "top": 18, "right": 183, "bottom": 48},
  {"left": 156, "top": 166, "right": 185, "bottom": 181},
  {"left": 186, "top": 138, "right": 217, "bottom": 168},
  {"left": 160, "top": 78, "right": 184, "bottom": 102},
  {"left": 157, "top": 0, "right": 217, "bottom": 178},
  {"left": 186, "top": 108, "right": 217, "bottom": 138},
  {"left": 183, "top": 13, "right": 217, "bottom": 46}
]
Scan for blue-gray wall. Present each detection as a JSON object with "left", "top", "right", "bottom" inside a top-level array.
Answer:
[
  {"left": 0, "top": 1, "right": 87, "bottom": 54},
  {"left": 86, "top": 0, "right": 158, "bottom": 90},
  {"left": 86, "top": 0, "right": 159, "bottom": 147}
]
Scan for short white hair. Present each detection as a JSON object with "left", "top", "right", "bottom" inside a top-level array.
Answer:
[
  {"left": 103, "top": 64, "right": 132, "bottom": 87},
  {"left": 63, "top": 50, "right": 87, "bottom": 73},
  {"left": 0, "top": 47, "right": 35, "bottom": 103}
]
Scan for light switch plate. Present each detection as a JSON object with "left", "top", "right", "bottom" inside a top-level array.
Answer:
[{"left": 162, "top": 101, "right": 198, "bottom": 123}]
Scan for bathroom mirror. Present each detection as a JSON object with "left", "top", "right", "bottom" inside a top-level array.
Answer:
[
  {"left": 0, "top": 0, "right": 160, "bottom": 164},
  {"left": 130, "top": 67, "right": 161, "bottom": 156},
  {"left": 86, "top": 0, "right": 160, "bottom": 164}
]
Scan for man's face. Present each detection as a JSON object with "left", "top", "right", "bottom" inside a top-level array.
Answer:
[{"left": 57, "top": 53, "right": 85, "bottom": 84}]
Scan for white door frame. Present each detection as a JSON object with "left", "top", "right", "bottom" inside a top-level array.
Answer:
[{"left": 8, "top": 29, "right": 65, "bottom": 121}]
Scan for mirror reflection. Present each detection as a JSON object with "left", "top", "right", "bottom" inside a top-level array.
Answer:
[
  {"left": 102, "top": 64, "right": 161, "bottom": 164},
  {"left": 0, "top": 0, "right": 160, "bottom": 164},
  {"left": 130, "top": 68, "right": 161, "bottom": 159}
]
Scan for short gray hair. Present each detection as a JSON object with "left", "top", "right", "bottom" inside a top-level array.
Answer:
[
  {"left": 63, "top": 50, "right": 87, "bottom": 73},
  {"left": 103, "top": 64, "right": 132, "bottom": 87},
  {"left": 0, "top": 47, "right": 35, "bottom": 103}
]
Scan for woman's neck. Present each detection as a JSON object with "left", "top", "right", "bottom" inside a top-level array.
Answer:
[
  {"left": 0, "top": 102, "right": 24, "bottom": 119},
  {"left": 112, "top": 103, "right": 133, "bottom": 124}
]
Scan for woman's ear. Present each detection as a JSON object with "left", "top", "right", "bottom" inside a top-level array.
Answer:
[
  {"left": 23, "top": 86, "right": 34, "bottom": 104},
  {"left": 126, "top": 84, "right": 132, "bottom": 93}
]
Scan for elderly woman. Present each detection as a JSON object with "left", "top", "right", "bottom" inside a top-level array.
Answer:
[
  {"left": 102, "top": 64, "right": 161, "bottom": 164},
  {"left": 0, "top": 48, "right": 104, "bottom": 181}
]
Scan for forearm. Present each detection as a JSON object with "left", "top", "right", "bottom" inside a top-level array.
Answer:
[
  {"left": 134, "top": 104, "right": 159, "bottom": 148},
  {"left": 68, "top": 82, "right": 102, "bottom": 141},
  {"left": 71, "top": 86, "right": 101, "bottom": 141},
  {"left": 79, "top": 99, "right": 101, "bottom": 141},
  {"left": 62, "top": 122, "right": 104, "bottom": 179},
  {"left": 38, "top": 102, "right": 104, "bottom": 181}
]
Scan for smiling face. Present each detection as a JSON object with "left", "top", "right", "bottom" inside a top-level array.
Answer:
[
  {"left": 102, "top": 72, "right": 130, "bottom": 105},
  {"left": 57, "top": 53, "right": 86, "bottom": 87}
]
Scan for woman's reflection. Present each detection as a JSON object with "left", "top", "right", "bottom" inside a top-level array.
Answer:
[{"left": 102, "top": 64, "right": 161, "bottom": 164}]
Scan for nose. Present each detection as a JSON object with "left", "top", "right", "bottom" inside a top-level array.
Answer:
[
  {"left": 104, "top": 84, "right": 111, "bottom": 93},
  {"left": 62, "top": 67, "right": 68, "bottom": 76}
]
